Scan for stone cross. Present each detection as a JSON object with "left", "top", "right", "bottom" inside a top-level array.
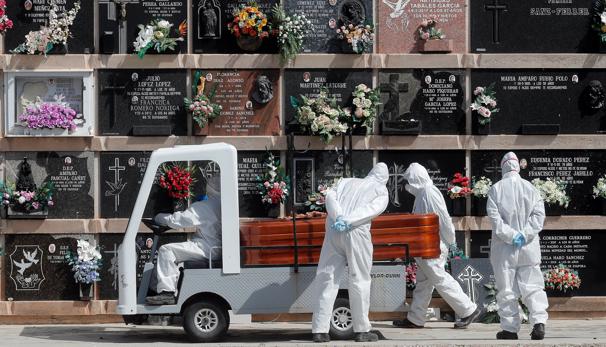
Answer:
[
  {"left": 388, "top": 163, "right": 407, "bottom": 207},
  {"left": 485, "top": 0, "right": 508, "bottom": 44},
  {"left": 457, "top": 264, "right": 484, "bottom": 302},
  {"left": 109, "top": 158, "right": 126, "bottom": 211},
  {"left": 380, "top": 74, "right": 409, "bottom": 121}
]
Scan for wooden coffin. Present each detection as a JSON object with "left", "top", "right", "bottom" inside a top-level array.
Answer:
[{"left": 240, "top": 213, "right": 440, "bottom": 266}]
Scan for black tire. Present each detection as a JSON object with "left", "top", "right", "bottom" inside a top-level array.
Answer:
[
  {"left": 182, "top": 300, "right": 229, "bottom": 343},
  {"left": 329, "top": 296, "right": 355, "bottom": 340}
]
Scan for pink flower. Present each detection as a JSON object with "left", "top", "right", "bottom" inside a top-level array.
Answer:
[
  {"left": 474, "top": 87, "right": 485, "bottom": 96},
  {"left": 421, "top": 20, "right": 429, "bottom": 27},
  {"left": 264, "top": 181, "right": 270, "bottom": 187},
  {"left": 48, "top": 201, "right": 54, "bottom": 206},
  {"left": 478, "top": 107, "right": 492, "bottom": 118},
  {"left": 421, "top": 32, "right": 430, "bottom": 40}
]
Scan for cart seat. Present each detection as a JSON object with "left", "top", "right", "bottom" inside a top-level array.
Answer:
[{"left": 182, "top": 259, "right": 222, "bottom": 269}]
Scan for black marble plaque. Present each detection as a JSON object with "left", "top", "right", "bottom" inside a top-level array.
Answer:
[
  {"left": 192, "top": 0, "right": 279, "bottom": 53},
  {"left": 236, "top": 151, "right": 281, "bottom": 218},
  {"left": 451, "top": 258, "right": 495, "bottom": 317},
  {"left": 379, "top": 70, "right": 465, "bottom": 135},
  {"left": 6, "top": 0, "right": 94, "bottom": 54},
  {"left": 472, "top": 70, "right": 606, "bottom": 134},
  {"left": 284, "top": 69, "right": 373, "bottom": 132},
  {"left": 98, "top": 233, "right": 187, "bottom": 300},
  {"left": 5, "top": 234, "right": 81, "bottom": 301},
  {"left": 471, "top": 0, "right": 595, "bottom": 53},
  {"left": 98, "top": 69, "right": 187, "bottom": 136},
  {"left": 99, "top": 0, "right": 187, "bottom": 54},
  {"left": 470, "top": 230, "right": 606, "bottom": 296},
  {"left": 4, "top": 152, "right": 94, "bottom": 219},
  {"left": 378, "top": 151, "right": 467, "bottom": 215},
  {"left": 284, "top": 0, "right": 374, "bottom": 53},
  {"left": 471, "top": 150, "right": 606, "bottom": 215},
  {"left": 100, "top": 152, "right": 174, "bottom": 219},
  {"left": 289, "top": 150, "right": 373, "bottom": 211}
]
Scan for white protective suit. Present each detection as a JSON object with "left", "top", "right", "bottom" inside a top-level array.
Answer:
[
  {"left": 154, "top": 176, "right": 222, "bottom": 293},
  {"left": 403, "top": 163, "right": 477, "bottom": 326},
  {"left": 487, "top": 152, "right": 548, "bottom": 333},
  {"left": 311, "top": 163, "right": 390, "bottom": 334}
]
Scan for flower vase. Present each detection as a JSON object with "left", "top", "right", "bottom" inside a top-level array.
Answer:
[
  {"left": 545, "top": 288, "right": 574, "bottom": 297},
  {"left": 22, "top": 127, "right": 69, "bottom": 136},
  {"left": 237, "top": 36, "right": 263, "bottom": 52},
  {"left": 266, "top": 204, "right": 280, "bottom": 218},
  {"left": 173, "top": 199, "right": 187, "bottom": 212},
  {"left": 6, "top": 206, "right": 48, "bottom": 219},
  {"left": 476, "top": 121, "right": 490, "bottom": 135},
  {"left": 47, "top": 43, "right": 68, "bottom": 55},
  {"left": 419, "top": 39, "right": 453, "bottom": 53},
  {"left": 449, "top": 197, "right": 467, "bottom": 216},
  {"left": 79, "top": 283, "right": 93, "bottom": 301},
  {"left": 471, "top": 197, "right": 487, "bottom": 216}
]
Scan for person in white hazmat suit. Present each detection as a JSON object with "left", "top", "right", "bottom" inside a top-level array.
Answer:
[
  {"left": 393, "top": 163, "right": 480, "bottom": 329},
  {"left": 487, "top": 152, "right": 548, "bottom": 340},
  {"left": 145, "top": 176, "right": 222, "bottom": 305},
  {"left": 311, "top": 163, "right": 389, "bottom": 343}
]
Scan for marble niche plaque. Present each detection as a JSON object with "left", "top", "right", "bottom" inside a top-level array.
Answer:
[
  {"left": 195, "top": 70, "right": 281, "bottom": 136},
  {"left": 5, "top": 0, "right": 94, "bottom": 53},
  {"left": 4, "top": 152, "right": 94, "bottom": 219},
  {"left": 237, "top": 151, "right": 280, "bottom": 218},
  {"left": 378, "top": 0, "right": 466, "bottom": 53},
  {"left": 379, "top": 70, "right": 465, "bottom": 135},
  {"left": 98, "top": 69, "right": 187, "bottom": 136},
  {"left": 284, "top": 0, "right": 374, "bottom": 53},
  {"left": 99, "top": 0, "right": 187, "bottom": 54}
]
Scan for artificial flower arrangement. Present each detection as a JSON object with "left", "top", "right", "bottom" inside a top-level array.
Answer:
[
  {"left": 0, "top": 181, "right": 55, "bottom": 214},
  {"left": 272, "top": 5, "right": 312, "bottom": 63},
  {"left": 133, "top": 19, "right": 186, "bottom": 59},
  {"left": 65, "top": 239, "right": 102, "bottom": 285},
  {"left": 0, "top": 0, "right": 13, "bottom": 35},
  {"left": 304, "top": 179, "right": 340, "bottom": 212},
  {"left": 532, "top": 177, "right": 570, "bottom": 208},
  {"left": 592, "top": 175, "right": 606, "bottom": 199},
  {"left": 257, "top": 152, "right": 290, "bottom": 205},
  {"left": 158, "top": 163, "right": 197, "bottom": 200},
  {"left": 543, "top": 264, "right": 581, "bottom": 293},
  {"left": 185, "top": 72, "right": 222, "bottom": 129},
  {"left": 417, "top": 18, "right": 444, "bottom": 41},
  {"left": 592, "top": 1, "right": 606, "bottom": 45},
  {"left": 336, "top": 23, "right": 374, "bottom": 54},
  {"left": 11, "top": 0, "right": 80, "bottom": 55},
  {"left": 344, "top": 83, "right": 381, "bottom": 133},
  {"left": 228, "top": 2, "right": 271, "bottom": 51},
  {"left": 472, "top": 176, "right": 493, "bottom": 198},
  {"left": 447, "top": 173, "right": 472, "bottom": 199},
  {"left": 291, "top": 88, "right": 349, "bottom": 144},
  {"left": 405, "top": 261, "right": 418, "bottom": 290},
  {"left": 471, "top": 84, "right": 499, "bottom": 125},
  {"left": 18, "top": 95, "right": 84, "bottom": 133}
]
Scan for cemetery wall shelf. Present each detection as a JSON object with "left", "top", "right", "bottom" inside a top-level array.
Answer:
[{"left": 468, "top": 217, "right": 606, "bottom": 231}]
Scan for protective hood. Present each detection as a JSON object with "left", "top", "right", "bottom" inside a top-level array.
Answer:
[
  {"left": 205, "top": 175, "right": 221, "bottom": 198},
  {"left": 501, "top": 152, "right": 520, "bottom": 176},
  {"left": 367, "top": 162, "right": 389, "bottom": 185},
  {"left": 403, "top": 163, "right": 433, "bottom": 197}
]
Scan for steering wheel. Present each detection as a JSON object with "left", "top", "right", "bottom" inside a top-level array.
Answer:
[{"left": 141, "top": 218, "right": 171, "bottom": 236}]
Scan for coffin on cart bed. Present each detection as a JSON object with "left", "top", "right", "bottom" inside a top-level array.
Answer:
[{"left": 239, "top": 213, "right": 440, "bottom": 266}]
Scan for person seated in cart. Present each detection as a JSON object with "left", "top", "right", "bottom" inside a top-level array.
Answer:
[{"left": 146, "top": 175, "right": 222, "bottom": 305}]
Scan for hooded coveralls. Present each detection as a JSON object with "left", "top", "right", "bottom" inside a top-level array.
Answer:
[
  {"left": 487, "top": 152, "right": 548, "bottom": 333},
  {"left": 311, "top": 163, "right": 390, "bottom": 334},
  {"left": 403, "top": 163, "right": 477, "bottom": 326}
]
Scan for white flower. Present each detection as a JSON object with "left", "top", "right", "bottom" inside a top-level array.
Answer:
[
  {"left": 601, "top": 12, "right": 606, "bottom": 25},
  {"left": 18, "top": 196, "right": 26, "bottom": 204},
  {"left": 478, "top": 106, "right": 491, "bottom": 118},
  {"left": 133, "top": 25, "right": 154, "bottom": 52},
  {"left": 472, "top": 177, "right": 492, "bottom": 198},
  {"left": 157, "top": 20, "right": 171, "bottom": 29}
]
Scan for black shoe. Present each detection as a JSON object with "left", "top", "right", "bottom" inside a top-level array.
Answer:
[
  {"left": 312, "top": 333, "right": 330, "bottom": 343},
  {"left": 355, "top": 332, "right": 379, "bottom": 342},
  {"left": 392, "top": 318, "right": 424, "bottom": 328},
  {"left": 145, "top": 291, "right": 175, "bottom": 305},
  {"left": 454, "top": 306, "right": 482, "bottom": 329},
  {"left": 531, "top": 323, "right": 545, "bottom": 340},
  {"left": 496, "top": 330, "right": 518, "bottom": 340}
]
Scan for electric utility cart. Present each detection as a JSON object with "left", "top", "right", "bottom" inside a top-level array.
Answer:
[{"left": 117, "top": 143, "right": 440, "bottom": 342}]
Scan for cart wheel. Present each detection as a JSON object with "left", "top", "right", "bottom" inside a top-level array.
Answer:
[
  {"left": 183, "top": 300, "right": 229, "bottom": 343},
  {"left": 329, "top": 297, "right": 354, "bottom": 340}
]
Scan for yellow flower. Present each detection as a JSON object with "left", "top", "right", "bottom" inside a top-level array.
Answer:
[
  {"left": 240, "top": 11, "right": 248, "bottom": 20},
  {"left": 247, "top": 19, "right": 255, "bottom": 27},
  {"left": 261, "top": 18, "right": 267, "bottom": 26},
  {"left": 602, "top": 25, "right": 606, "bottom": 33}
]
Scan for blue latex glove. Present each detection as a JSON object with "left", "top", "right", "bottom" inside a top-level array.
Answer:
[
  {"left": 197, "top": 194, "right": 208, "bottom": 201},
  {"left": 332, "top": 216, "right": 349, "bottom": 233},
  {"left": 513, "top": 233, "right": 526, "bottom": 248}
]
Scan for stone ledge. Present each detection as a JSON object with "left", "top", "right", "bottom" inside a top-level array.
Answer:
[{"left": 466, "top": 216, "right": 606, "bottom": 230}]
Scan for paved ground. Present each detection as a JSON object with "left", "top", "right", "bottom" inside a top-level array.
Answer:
[{"left": 0, "top": 320, "right": 605, "bottom": 346}]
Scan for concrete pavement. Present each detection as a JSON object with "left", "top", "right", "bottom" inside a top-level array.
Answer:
[{"left": 0, "top": 320, "right": 605, "bottom": 346}]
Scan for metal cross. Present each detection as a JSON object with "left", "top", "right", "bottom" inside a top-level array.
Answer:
[
  {"left": 485, "top": 0, "right": 508, "bottom": 44},
  {"left": 109, "top": 158, "right": 126, "bottom": 211},
  {"left": 388, "top": 163, "right": 408, "bottom": 207},
  {"left": 457, "top": 265, "right": 484, "bottom": 302}
]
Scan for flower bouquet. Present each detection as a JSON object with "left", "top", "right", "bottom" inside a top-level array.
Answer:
[
  {"left": 185, "top": 72, "right": 222, "bottom": 130},
  {"left": 447, "top": 173, "right": 472, "bottom": 199},
  {"left": 11, "top": 1, "right": 80, "bottom": 55},
  {"left": 344, "top": 83, "right": 380, "bottom": 134},
  {"left": 543, "top": 264, "right": 581, "bottom": 296},
  {"left": 471, "top": 84, "right": 499, "bottom": 132},
  {"left": 405, "top": 261, "right": 418, "bottom": 291},
  {"left": 133, "top": 19, "right": 185, "bottom": 59},
  {"left": 228, "top": 3, "right": 270, "bottom": 51},
  {"left": 0, "top": 1, "right": 13, "bottom": 35},
  {"left": 471, "top": 176, "right": 492, "bottom": 216},
  {"left": 158, "top": 163, "right": 197, "bottom": 211},
  {"left": 532, "top": 178, "right": 570, "bottom": 214},
  {"left": 304, "top": 179, "right": 340, "bottom": 213},
  {"left": 593, "top": 175, "right": 606, "bottom": 214},
  {"left": 291, "top": 88, "right": 348, "bottom": 143},
  {"left": 272, "top": 5, "right": 312, "bottom": 63},
  {"left": 592, "top": 1, "right": 606, "bottom": 49},
  {"left": 417, "top": 18, "right": 452, "bottom": 53},
  {"left": 336, "top": 23, "right": 374, "bottom": 54},
  {"left": 0, "top": 181, "right": 55, "bottom": 218},
  {"left": 65, "top": 239, "right": 102, "bottom": 300},
  {"left": 18, "top": 95, "right": 84, "bottom": 135},
  {"left": 257, "top": 153, "right": 289, "bottom": 217}
]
